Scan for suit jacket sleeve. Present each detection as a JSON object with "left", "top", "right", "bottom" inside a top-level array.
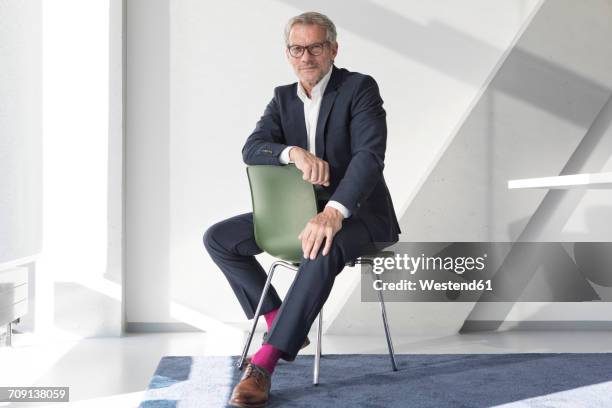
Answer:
[
  {"left": 329, "top": 75, "right": 387, "bottom": 214},
  {"left": 242, "top": 88, "right": 289, "bottom": 165}
]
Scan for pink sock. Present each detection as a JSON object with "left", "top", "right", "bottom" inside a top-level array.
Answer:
[
  {"left": 251, "top": 343, "right": 282, "bottom": 374},
  {"left": 264, "top": 308, "right": 279, "bottom": 331}
]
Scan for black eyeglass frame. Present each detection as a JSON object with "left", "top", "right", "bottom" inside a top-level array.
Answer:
[{"left": 286, "top": 41, "right": 330, "bottom": 58}]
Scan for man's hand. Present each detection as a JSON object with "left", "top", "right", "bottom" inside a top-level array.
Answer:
[
  {"left": 289, "top": 147, "right": 330, "bottom": 186},
  {"left": 298, "top": 206, "right": 343, "bottom": 260}
]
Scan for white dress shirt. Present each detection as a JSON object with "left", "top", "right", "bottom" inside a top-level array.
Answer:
[{"left": 278, "top": 66, "right": 351, "bottom": 218}]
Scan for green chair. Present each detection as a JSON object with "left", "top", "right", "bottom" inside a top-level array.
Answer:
[{"left": 238, "top": 164, "right": 398, "bottom": 385}]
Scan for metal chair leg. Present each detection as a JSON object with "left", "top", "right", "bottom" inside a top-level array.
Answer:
[
  {"left": 237, "top": 260, "right": 298, "bottom": 370},
  {"left": 372, "top": 269, "right": 398, "bottom": 371},
  {"left": 313, "top": 308, "right": 323, "bottom": 385},
  {"left": 357, "top": 257, "right": 398, "bottom": 372}
]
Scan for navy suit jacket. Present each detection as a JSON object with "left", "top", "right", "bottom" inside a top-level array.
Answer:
[{"left": 242, "top": 65, "right": 401, "bottom": 245}]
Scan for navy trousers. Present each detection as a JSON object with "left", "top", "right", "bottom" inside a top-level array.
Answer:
[{"left": 203, "top": 212, "right": 374, "bottom": 361}]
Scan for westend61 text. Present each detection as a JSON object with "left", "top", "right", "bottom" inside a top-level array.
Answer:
[{"left": 372, "top": 279, "right": 493, "bottom": 292}]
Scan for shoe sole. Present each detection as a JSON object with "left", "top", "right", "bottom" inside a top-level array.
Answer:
[{"left": 228, "top": 400, "right": 268, "bottom": 408}]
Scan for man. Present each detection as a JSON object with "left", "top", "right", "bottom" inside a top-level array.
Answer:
[{"left": 203, "top": 11, "right": 400, "bottom": 407}]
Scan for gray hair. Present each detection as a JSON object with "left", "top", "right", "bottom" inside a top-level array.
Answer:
[{"left": 284, "top": 12, "right": 337, "bottom": 45}]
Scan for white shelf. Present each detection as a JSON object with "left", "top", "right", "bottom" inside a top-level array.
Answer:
[{"left": 508, "top": 172, "right": 612, "bottom": 189}]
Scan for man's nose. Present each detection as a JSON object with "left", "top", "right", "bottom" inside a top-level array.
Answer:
[{"left": 300, "top": 51, "right": 315, "bottom": 64}]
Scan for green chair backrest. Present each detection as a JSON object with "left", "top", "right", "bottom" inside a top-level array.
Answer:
[{"left": 247, "top": 164, "right": 318, "bottom": 263}]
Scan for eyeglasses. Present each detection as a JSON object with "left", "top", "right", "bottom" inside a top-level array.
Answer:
[{"left": 287, "top": 41, "right": 329, "bottom": 58}]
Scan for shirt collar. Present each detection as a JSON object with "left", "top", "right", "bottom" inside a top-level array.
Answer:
[{"left": 297, "top": 65, "right": 333, "bottom": 102}]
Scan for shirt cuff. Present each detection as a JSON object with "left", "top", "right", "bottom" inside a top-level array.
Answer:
[
  {"left": 279, "top": 146, "right": 295, "bottom": 164},
  {"left": 325, "top": 200, "right": 351, "bottom": 218}
]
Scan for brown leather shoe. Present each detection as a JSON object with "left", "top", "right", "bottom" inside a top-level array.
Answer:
[{"left": 229, "top": 363, "right": 271, "bottom": 408}]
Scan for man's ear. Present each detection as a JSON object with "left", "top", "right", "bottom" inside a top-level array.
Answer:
[{"left": 330, "top": 42, "right": 338, "bottom": 59}]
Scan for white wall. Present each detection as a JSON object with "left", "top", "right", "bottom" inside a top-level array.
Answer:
[
  {"left": 1, "top": 0, "right": 122, "bottom": 338},
  {"left": 0, "top": 0, "right": 42, "bottom": 333},
  {"left": 126, "top": 0, "right": 544, "bottom": 331},
  {"left": 0, "top": 0, "right": 42, "bottom": 267},
  {"left": 109, "top": 0, "right": 125, "bottom": 331},
  {"left": 38, "top": 0, "right": 120, "bottom": 337},
  {"left": 126, "top": 0, "right": 171, "bottom": 325},
  {"left": 395, "top": 0, "right": 612, "bottom": 332}
]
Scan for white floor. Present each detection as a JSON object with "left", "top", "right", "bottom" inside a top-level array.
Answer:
[{"left": 3, "top": 329, "right": 612, "bottom": 407}]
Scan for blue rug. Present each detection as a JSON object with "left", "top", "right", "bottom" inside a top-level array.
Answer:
[{"left": 138, "top": 354, "right": 612, "bottom": 407}]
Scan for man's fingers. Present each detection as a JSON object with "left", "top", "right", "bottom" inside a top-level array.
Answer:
[
  {"left": 309, "top": 161, "right": 319, "bottom": 184},
  {"left": 299, "top": 154, "right": 331, "bottom": 186},
  {"left": 318, "top": 161, "right": 327, "bottom": 185},
  {"left": 305, "top": 235, "right": 317, "bottom": 258},
  {"left": 302, "top": 163, "right": 312, "bottom": 182},
  {"left": 309, "top": 230, "right": 326, "bottom": 259},
  {"left": 314, "top": 160, "right": 324, "bottom": 184},
  {"left": 300, "top": 228, "right": 309, "bottom": 253},
  {"left": 322, "top": 161, "right": 330, "bottom": 186},
  {"left": 305, "top": 159, "right": 328, "bottom": 185},
  {"left": 322, "top": 229, "right": 334, "bottom": 256},
  {"left": 302, "top": 229, "right": 314, "bottom": 258}
]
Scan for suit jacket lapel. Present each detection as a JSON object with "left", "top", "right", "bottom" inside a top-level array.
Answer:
[
  {"left": 315, "top": 65, "right": 341, "bottom": 159},
  {"left": 289, "top": 86, "right": 308, "bottom": 150}
]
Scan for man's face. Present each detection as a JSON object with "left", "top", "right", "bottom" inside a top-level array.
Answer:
[{"left": 286, "top": 23, "right": 338, "bottom": 89}]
